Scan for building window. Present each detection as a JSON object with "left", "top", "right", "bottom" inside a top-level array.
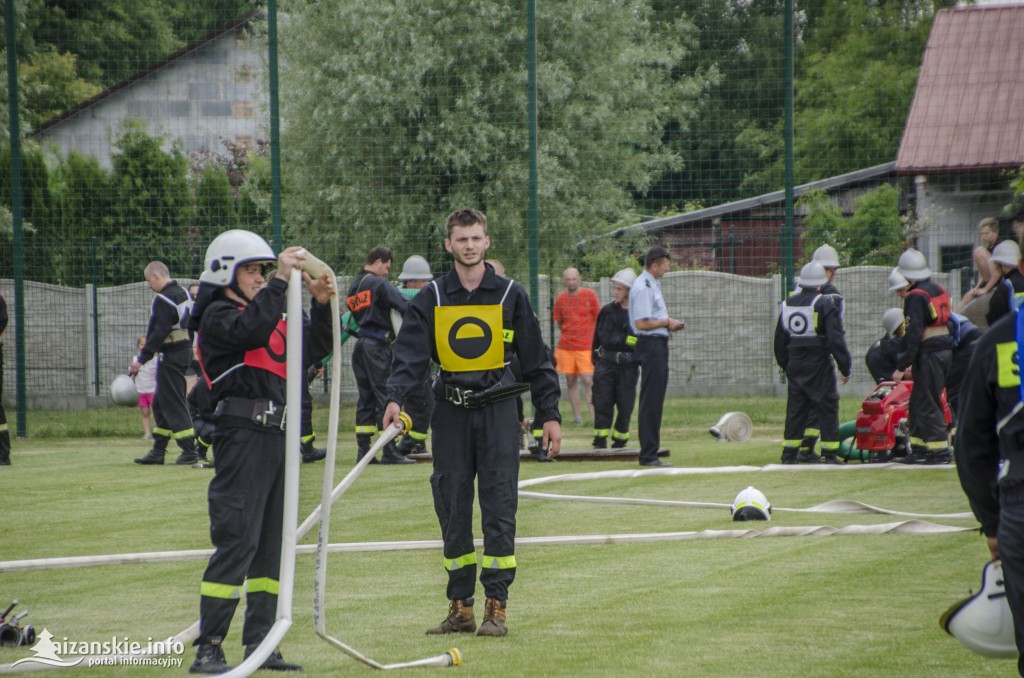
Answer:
[{"left": 233, "top": 101, "right": 253, "bottom": 119}]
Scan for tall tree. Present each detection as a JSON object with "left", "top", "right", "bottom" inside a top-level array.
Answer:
[{"left": 278, "top": 0, "right": 713, "bottom": 272}]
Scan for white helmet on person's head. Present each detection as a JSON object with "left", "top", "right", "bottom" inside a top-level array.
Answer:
[
  {"left": 940, "top": 559, "right": 1017, "bottom": 658},
  {"left": 812, "top": 244, "right": 840, "bottom": 269},
  {"left": 398, "top": 255, "right": 433, "bottom": 281},
  {"left": 200, "top": 229, "right": 277, "bottom": 287},
  {"left": 888, "top": 267, "right": 910, "bottom": 292},
  {"left": 731, "top": 486, "right": 771, "bottom": 521},
  {"left": 897, "top": 248, "right": 931, "bottom": 281},
  {"left": 611, "top": 268, "right": 637, "bottom": 288},
  {"left": 882, "top": 308, "right": 905, "bottom": 336},
  {"left": 991, "top": 240, "right": 1022, "bottom": 268},
  {"left": 798, "top": 261, "right": 828, "bottom": 288}
]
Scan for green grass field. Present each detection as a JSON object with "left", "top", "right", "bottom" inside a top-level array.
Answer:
[{"left": 0, "top": 396, "right": 1010, "bottom": 676}]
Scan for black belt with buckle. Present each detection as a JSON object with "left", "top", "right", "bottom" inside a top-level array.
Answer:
[
  {"left": 214, "top": 397, "right": 286, "bottom": 429},
  {"left": 597, "top": 347, "right": 636, "bottom": 365},
  {"left": 444, "top": 383, "right": 530, "bottom": 410}
]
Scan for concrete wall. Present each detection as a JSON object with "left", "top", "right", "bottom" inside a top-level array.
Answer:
[{"left": 0, "top": 266, "right": 959, "bottom": 408}]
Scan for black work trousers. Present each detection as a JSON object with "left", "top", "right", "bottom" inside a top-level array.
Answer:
[
  {"left": 945, "top": 344, "right": 975, "bottom": 428},
  {"left": 403, "top": 377, "right": 435, "bottom": 437},
  {"left": 909, "top": 347, "right": 952, "bottom": 450},
  {"left": 997, "top": 489, "right": 1024, "bottom": 676},
  {"left": 782, "top": 348, "right": 840, "bottom": 450},
  {"left": 152, "top": 346, "right": 196, "bottom": 453},
  {"left": 352, "top": 337, "right": 393, "bottom": 430},
  {"left": 430, "top": 398, "right": 520, "bottom": 602},
  {"left": 592, "top": 359, "right": 638, "bottom": 442},
  {"left": 634, "top": 336, "right": 669, "bottom": 465},
  {"left": 198, "top": 423, "right": 285, "bottom": 646}
]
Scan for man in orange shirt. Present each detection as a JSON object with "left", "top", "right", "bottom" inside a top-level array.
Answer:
[{"left": 553, "top": 267, "right": 601, "bottom": 424}]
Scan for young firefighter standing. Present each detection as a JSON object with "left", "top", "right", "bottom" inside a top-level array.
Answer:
[
  {"left": 347, "top": 247, "right": 412, "bottom": 465},
  {"left": 591, "top": 268, "right": 639, "bottom": 449},
  {"left": 131, "top": 261, "right": 199, "bottom": 466},
  {"left": 187, "top": 230, "right": 335, "bottom": 674},
  {"left": 384, "top": 208, "right": 561, "bottom": 638},
  {"left": 891, "top": 248, "right": 953, "bottom": 464},
  {"left": 774, "top": 261, "right": 851, "bottom": 464}
]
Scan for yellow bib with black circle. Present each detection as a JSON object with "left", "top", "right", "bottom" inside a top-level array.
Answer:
[{"left": 435, "top": 304, "right": 505, "bottom": 372}]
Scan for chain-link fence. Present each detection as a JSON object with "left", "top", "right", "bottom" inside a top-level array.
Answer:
[{"left": 2, "top": 0, "right": 1022, "bottom": 435}]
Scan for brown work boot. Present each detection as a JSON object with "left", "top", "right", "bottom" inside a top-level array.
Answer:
[
  {"left": 425, "top": 599, "right": 476, "bottom": 635},
  {"left": 476, "top": 598, "right": 508, "bottom": 637}
]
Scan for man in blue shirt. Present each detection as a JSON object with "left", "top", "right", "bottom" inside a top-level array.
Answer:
[{"left": 628, "top": 246, "right": 685, "bottom": 467}]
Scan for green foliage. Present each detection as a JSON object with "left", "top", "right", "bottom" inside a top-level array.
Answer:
[
  {"left": 0, "top": 141, "right": 52, "bottom": 280},
  {"left": 278, "top": 0, "right": 712, "bottom": 273},
  {"left": 194, "top": 164, "right": 238, "bottom": 246},
  {"left": 106, "top": 121, "right": 193, "bottom": 282},
  {"left": 739, "top": 0, "right": 955, "bottom": 193},
  {"left": 799, "top": 184, "right": 904, "bottom": 266},
  {"left": 49, "top": 150, "right": 114, "bottom": 285},
  {"left": 574, "top": 227, "right": 653, "bottom": 281}
]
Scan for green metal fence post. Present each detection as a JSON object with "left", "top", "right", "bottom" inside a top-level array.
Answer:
[
  {"left": 5, "top": 0, "right": 27, "bottom": 436},
  {"left": 526, "top": 0, "right": 540, "bottom": 310},
  {"left": 782, "top": 0, "right": 795, "bottom": 298},
  {"left": 267, "top": 0, "right": 283, "bottom": 252}
]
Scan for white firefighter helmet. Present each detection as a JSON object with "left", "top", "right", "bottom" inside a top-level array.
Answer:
[
  {"left": 398, "top": 255, "right": 433, "bottom": 282},
  {"left": 812, "top": 244, "right": 840, "bottom": 269},
  {"left": 200, "top": 230, "right": 277, "bottom": 287},
  {"left": 888, "top": 267, "right": 911, "bottom": 292},
  {"left": 991, "top": 240, "right": 1022, "bottom": 268},
  {"left": 897, "top": 248, "right": 931, "bottom": 281},
  {"left": 940, "top": 559, "right": 1017, "bottom": 658},
  {"left": 110, "top": 374, "right": 138, "bottom": 407},
  {"left": 611, "top": 268, "right": 637, "bottom": 288},
  {"left": 882, "top": 308, "right": 905, "bottom": 336},
  {"left": 731, "top": 486, "right": 771, "bottom": 521},
  {"left": 798, "top": 261, "right": 828, "bottom": 288}
]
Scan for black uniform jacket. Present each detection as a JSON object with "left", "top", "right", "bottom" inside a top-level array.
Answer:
[
  {"left": 865, "top": 334, "right": 901, "bottom": 384},
  {"left": 196, "top": 277, "right": 332, "bottom": 408},
  {"left": 592, "top": 302, "right": 635, "bottom": 355},
  {"left": 773, "top": 288, "right": 851, "bottom": 377},
  {"left": 987, "top": 269, "right": 1024, "bottom": 326},
  {"left": 140, "top": 280, "right": 190, "bottom": 364},
  {"left": 955, "top": 310, "right": 1024, "bottom": 537},
  {"left": 387, "top": 264, "right": 561, "bottom": 427},
  {"left": 346, "top": 270, "right": 408, "bottom": 337},
  {"left": 896, "top": 279, "right": 951, "bottom": 370}
]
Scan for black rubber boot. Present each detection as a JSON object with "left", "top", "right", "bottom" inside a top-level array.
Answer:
[
  {"left": 396, "top": 436, "right": 427, "bottom": 457},
  {"left": 0, "top": 431, "right": 10, "bottom": 466},
  {"left": 610, "top": 435, "right": 629, "bottom": 449},
  {"left": 301, "top": 440, "right": 326, "bottom": 463},
  {"left": 189, "top": 640, "right": 231, "bottom": 674},
  {"left": 381, "top": 440, "right": 415, "bottom": 465},
  {"left": 243, "top": 646, "right": 302, "bottom": 672},
  {"left": 356, "top": 433, "right": 378, "bottom": 464},
  {"left": 134, "top": 448, "right": 165, "bottom": 465},
  {"left": 592, "top": 436, "right": 607, "bottom": 449}
]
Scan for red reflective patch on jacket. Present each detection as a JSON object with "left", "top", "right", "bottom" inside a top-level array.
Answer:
[
  {"left": 908, "top": 288, "right": 951, "bottom": 327},
  {"left": 243, "top": 317, "right": 288, "bottom": 379},
  {"left": 347, "top": 290, "right": 371, "bottom": 313}
]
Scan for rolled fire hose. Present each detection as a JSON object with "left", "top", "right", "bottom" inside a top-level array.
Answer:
[{"left": 708, "top": 412, "right": 753, "bottom": 442}]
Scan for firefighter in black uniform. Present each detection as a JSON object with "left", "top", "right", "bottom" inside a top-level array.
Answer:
[
  {"left": 393, "top": 255, "right": 437, "bottom": 457},
  {"left": 384, "top": 208, "right": 561, "bottom": 638},
  {"left": 774, "top": 261, "right": 851, "bottom": 464},
  {"left": 892, "top": 248, "right": 953, "bottom": 464},
  {"left": 987, "top": 239, "right": 1024, "bottom": 326},
  {"left": 131, "top": 261, "right": 199, "bottom": 466},
  {"left": 946, "top": 311, "right": 983, "bottom": 431},
  {"left": 865, "top": 308, "right": 904, "bottom": 384},
  {"left": 187, "top": 230, "right": 334, "bottom": 674},
  {"left": 954, "top": 307, "right": 1024, "bottom": 674},
  {"left": 0, "top": 292, "right": 9, "bottom": 466},
  {"left": 591, "top": 268, "right": 639, "bottom": 449},
  {"left": 188, "top": 378, "right": 216, "bottom": 467},
  {"left": 791, "top": 244, "right": 844, "bottom": 457},
  {"left": 347, "top": 247, "right": 412, "bottom": 464}
]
